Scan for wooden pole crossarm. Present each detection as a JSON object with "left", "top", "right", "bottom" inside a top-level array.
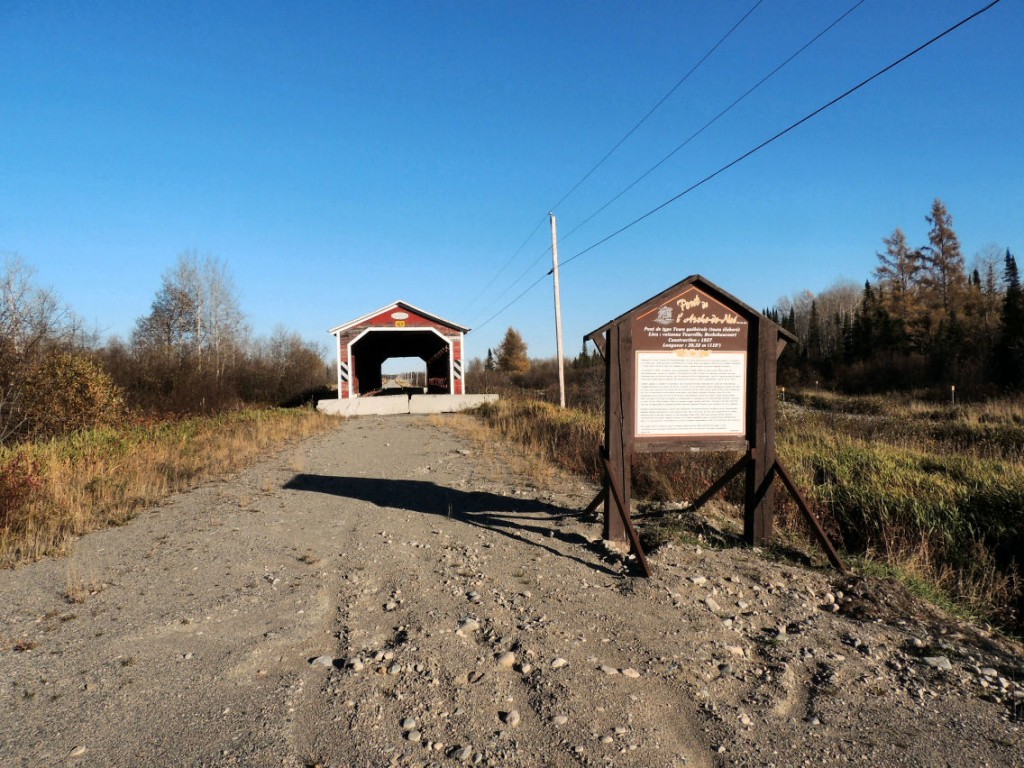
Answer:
[{"left": 773, "top": 459, "right": 847, "bottom": 573}]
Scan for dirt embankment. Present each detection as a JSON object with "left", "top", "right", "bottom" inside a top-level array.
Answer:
[{"left": 1, "top": 415, "right": 1021, "bottom": 767}]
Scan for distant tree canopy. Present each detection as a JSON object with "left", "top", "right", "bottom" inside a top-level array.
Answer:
[
  {"left": 496, "top": 327, "right": 530, "bottom": 373},
  {"left": 117, "top": 251, "right": 328, "bottom": 413},
  {"left": 774, "top": 199, "right": 1020, "bottom": 394},
  {"left": 0, "top": 250, "right": 330, "bottom": 444}
]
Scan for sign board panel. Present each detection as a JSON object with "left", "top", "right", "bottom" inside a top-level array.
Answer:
[{"left": 630, "top": 286, "right": 749, "bottom": 439}]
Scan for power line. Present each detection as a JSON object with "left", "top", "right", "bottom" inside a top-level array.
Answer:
[
  {"left": 473, "top": 1, "right": 851, "bottom": 326},
  {"left": 464, "top": 1, "right": 765, "bottom": 322},
  {"left": 557, "top": 0, "right": 865, "bottom": 248},
  {"left": 472, "top": 273, "right": 550, "bottom": 335},
  {"left": 481, "top": 242, "right": 549, "bottom": 311},
  {"left": 460, "top": 214, "right": 547, "bottom": 317},
  {"left": 557, "top": 0, "right": 1002, "bottom": 272},
  {"left": 547, "top": 0, "right": 766, "bottom": 214},
  {"left": 472, "top": 0, "right": 1003, "bottom": 332}
]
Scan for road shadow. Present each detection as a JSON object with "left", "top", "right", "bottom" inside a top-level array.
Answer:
[{"left": 283, "top": 474, "right": 618, "bottom": 576}]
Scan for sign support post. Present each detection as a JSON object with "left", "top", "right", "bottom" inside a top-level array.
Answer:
[
  {"left": 745, "top": 317, "right": 777, "bottom": 545},
  {"left": 602, "top": 323, "right": 630, "bottom": 543}
]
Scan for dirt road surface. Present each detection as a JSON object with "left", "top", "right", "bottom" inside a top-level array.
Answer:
[{"left": 1, "top": 415, "right": 1021, "bottom": 767}]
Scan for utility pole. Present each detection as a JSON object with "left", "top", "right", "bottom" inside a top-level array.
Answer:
[{"left": 550, "top": 212, "right": 566, "bottom": 408}]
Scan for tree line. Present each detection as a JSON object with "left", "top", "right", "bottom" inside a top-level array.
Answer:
[
  {"left": 470, "top": 199, "right": 1021, "bottom": 404},
  {"left": 0, "top": 251, "right": 329, "bottom": 446},
  {"left": 770, "top": 199, "right": 1022, "bottom": 394}
]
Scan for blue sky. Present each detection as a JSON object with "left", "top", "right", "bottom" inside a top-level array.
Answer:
[{"left": 3, "top": 1, "right": 1021, "bottom": 363}]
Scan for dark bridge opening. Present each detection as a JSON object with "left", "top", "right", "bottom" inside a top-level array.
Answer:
[{"left": 351, "top": 330, "right": 451, "bottom": 396}]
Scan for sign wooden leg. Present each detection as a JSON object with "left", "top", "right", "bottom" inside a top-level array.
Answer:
[
  {"left": 583, "top": 486, "right": 605, "bottom": 518},
  {"left": 774, "top": 459, "right": 847, "bottom": 573},
  {"left": 601, "top": 452, "right": 652, "bottom": 578},
  {"left": 603, "top": 325, "right": 628, "bottom": 543}
]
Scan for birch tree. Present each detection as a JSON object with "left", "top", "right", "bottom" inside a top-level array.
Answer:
[{"left": 133, "top": 251, "right": 247, "bottom": 378}]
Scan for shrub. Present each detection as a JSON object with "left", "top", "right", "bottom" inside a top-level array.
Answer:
[{"left": 20, "top": 350, "right": 124, "bottom": 440}]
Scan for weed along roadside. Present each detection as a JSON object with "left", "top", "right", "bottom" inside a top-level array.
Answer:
[{"left": 0, "top": 408, "right": 335, "bottom": 566}]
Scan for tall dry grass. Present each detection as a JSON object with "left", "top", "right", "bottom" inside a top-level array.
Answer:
[
  {"left": 471, "top": 398, "right": 746, "bottom": 504},
  {"left": 0, "top": 408, "right": 334, "bottom": 566}
]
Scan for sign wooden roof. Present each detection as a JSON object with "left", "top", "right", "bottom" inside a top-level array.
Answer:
[{"left": 586, "top": 274, "right": 796, "bottom": 347}]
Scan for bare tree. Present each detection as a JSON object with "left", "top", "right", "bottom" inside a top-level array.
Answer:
[
  {"left": 776, "top": 281, "right": 859, "bottom": 359},
  {"left": 241, "top": 326, "right": 328, "bottom": 404},
  {"left": 129, "top": 252, "right": 248, "bottom": 411},
  {"left": 133, "top": 251, "right": 248, "bottom": 375},
  {"left": 969, "top": 243, "right": 1006, "bottom": 335}
]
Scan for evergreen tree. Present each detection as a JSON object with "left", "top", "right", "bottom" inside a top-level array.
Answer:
[
  {"left": 776, "top": 306, "right": 799, "bottom": 381},
  {"left": 484, "top": 348, "right": 495, "bottom": 372},
  {"left": 841, "top": 312, "right": 854, "bottom": 362},
  {"left": 933, "top": 309, "right": 967, "bottom": 383},
  {"left": 573, "top": 339, "right": 591, "bottom": 369},
  {"left": 805, "top": 301, "right": 822, "bottom": 366},
  {"left": 994, "top": 250, "right": 1024, "bottom": 388}
]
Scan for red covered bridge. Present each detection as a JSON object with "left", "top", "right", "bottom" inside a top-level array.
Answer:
[{"left": 329, "top": 300, "right": 468, "bottom": 399}]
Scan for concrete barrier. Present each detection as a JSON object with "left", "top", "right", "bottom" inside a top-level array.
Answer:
[
  {"left": 409, "top": 394, "right": 498, "bottom": 414},
  {"left": 316, "top": 397, "right": 410, "bottom": 416},
  {"left": 317, "top": 394, "right": 498, "bottom": 417}
]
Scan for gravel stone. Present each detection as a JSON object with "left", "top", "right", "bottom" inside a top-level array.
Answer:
[{"left": 495, "top": 651, "right": 516, "bottom": 668}]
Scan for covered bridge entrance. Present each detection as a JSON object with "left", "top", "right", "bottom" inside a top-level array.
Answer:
[{"left": 329, "top": 301, "right": 468, "bottom": 399}]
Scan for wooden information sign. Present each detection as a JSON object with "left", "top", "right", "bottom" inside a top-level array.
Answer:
[{"left": 585, "top": 275, "right": 844, "bottom": 577}]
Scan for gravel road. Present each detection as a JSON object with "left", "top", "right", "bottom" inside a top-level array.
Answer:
[{"left": 1, "top": 414, "right": 1021, "bottom": 767}]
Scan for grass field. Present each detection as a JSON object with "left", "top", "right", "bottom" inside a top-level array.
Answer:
[
  {"left": 472, "top": 391, "right": 1024, "bottom": 632},
  {"left": 0, "top": 408, "right": 335, "bottom": 566}
]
